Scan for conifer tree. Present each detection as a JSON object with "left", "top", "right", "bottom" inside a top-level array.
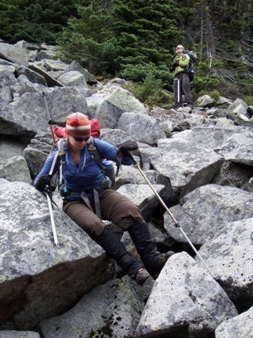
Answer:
[
  {"left": 59, "top": 0, "right": 183, "bottom": 86},
  {"left": 58, "top": 1, "right": 114, "bottom": 74},
  {"left": 177, "top": 0, "right": 253, "bottom": 96},
  {"left": 0, "top": 0, "right": 83, "bottom": 43},
  {"left": 108, "top": 0, "right": 182, "bottom": 83}
]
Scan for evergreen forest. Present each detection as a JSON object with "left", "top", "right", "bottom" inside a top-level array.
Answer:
[{"left": 1, "top": 0, "right": 253, "bottom": 104}]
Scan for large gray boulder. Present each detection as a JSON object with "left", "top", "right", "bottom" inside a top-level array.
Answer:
[
  {"left": 0, "top": 65, "right": 16, "bottom": 102},
  {"left": 0, "top": 179, "right": 113, "bottom": 329},
  {"left": 226, "top": 98, "right": 251, "bottom": 125},
  {"left": 117, "top": 112, "right": 167, "bottom": 145},
  {"left": 164, "top": 184, "right": 253, "bottom": 245},
  {"left": 151, "top": 139, "right": 224, "bottom": 199},
  {"left": 0, "top": 42, "right": 29, "bottom": 66},
  {"left": 40, "top": 277, "right": 152, "bottom": 338},
  {"left": 197, "top": 217, "right": 253, "bottom": 304},
  {"left": 88, "top": 85, "right": 147, "bottom": 128},
  {"left": 215, "top": 306, "right": 253, "bottom": 338},
  {"left": 135, "top": 252, "right": 237, "bottom": 337}
]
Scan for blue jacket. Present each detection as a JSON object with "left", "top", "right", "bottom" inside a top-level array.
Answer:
[{"left": 34, "top": 138, "right": 131, "bottom": 200}]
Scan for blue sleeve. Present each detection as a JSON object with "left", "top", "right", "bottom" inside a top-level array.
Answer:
[
  {"left": 94, "top": 139, "right": 117, "bottom": 161},
  {"left": 94, "top": 139, "right": 134, "bottom": 165},
  {"left": 33, "top": 150, "right": 57, "bottom": 186}
]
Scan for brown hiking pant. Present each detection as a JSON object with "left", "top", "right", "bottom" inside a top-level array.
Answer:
[{"left": 63, "top": 189, "right": 142, "bottom": 236}]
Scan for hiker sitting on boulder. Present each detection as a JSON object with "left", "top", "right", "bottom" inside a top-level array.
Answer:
[
  {"left": 34, "top": 112, "right": 174, "bottom": 285},
  {"left": 170, "top": 44, "right": 193, "bottom": 111}
]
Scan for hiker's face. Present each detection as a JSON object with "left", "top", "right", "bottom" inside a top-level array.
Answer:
[
  {"left": 176, "top": 46, "right": 183, "bottom": 54},
  {"left": 69, "top": 135, "right": 90, "bottom": 149}
]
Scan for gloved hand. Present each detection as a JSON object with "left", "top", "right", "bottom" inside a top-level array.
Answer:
[
  {"left": 117, "top": 141, "right": 138, "bottom": 165},
  {"left": 169, "top": 61, "right": 179, "bottom": 72},
  {"left": 35, "top": 174, "right": 51, "bottom": 192},
  {"left": 117, "top": 141, "right": 138, "bottom": 157}
]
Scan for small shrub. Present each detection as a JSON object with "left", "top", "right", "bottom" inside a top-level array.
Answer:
[
  {"left": 245, "top": 96, "right": 253, "bottom": 106},
  {"left": 123, "top": 74, "right": 173, "bottom": 107}
]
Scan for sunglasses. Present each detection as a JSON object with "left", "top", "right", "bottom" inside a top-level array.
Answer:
[{"left": 72, "top": 136, "right": 90, "bottom": 142}]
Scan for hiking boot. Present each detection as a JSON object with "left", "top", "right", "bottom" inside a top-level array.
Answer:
[
  {"left": 153, "top": 251, "right": 175, "bottom": 279},
  {"left": 128, "top": 220, "right": 175, "bottom": 279},
  {"left": 92, "top": 227, "right": 144, "bottom": 282},
  {"left": 134, "top": 268, "right": 150, "bottom": 286}
]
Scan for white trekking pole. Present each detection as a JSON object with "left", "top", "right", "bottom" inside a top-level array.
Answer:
[
  {"left": 45, "top": 186, "right": 59, "bottom": 246},
  {"left": 177, "top": 78, "right": 180, "bottom": 103},
  {"left": 129, "top": 154, "right": 214, "bottom": 279}
]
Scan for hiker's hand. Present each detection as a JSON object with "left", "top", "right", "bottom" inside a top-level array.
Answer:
[
  {"left": 170, "top": 61, "right": 179, "bottom": 71},
  {"left": 35, "top": 174, "right": 51, "bottom": 192},
  {"left": 117, "top": 141, "right": 138, "bottom": 164},
  {"left": 117, "top": 141, "right": 138, "bottom": 156}
]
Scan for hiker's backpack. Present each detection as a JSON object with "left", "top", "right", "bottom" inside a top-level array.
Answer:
[{"left": 184, "top": 50, "right": 197, "bottom": 82}]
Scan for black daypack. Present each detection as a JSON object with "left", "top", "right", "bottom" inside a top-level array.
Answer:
[
  {"left": 184, "top": 50, "right": 197, "bottom": 82},
  {"left": 49, "top": 136, "right": 116, "bottom": 197}
]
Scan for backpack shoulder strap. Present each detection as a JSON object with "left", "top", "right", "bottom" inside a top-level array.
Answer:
[
  {"left": 87, "top": 137, "right": 120, "bottom": 176},
  {"left": 88, "top": 137, "right": 118, "bottom": 186},
  {"left": 48, "top": 138, "right": 66, "bottom": 177},
  {"left": 87, "top": 136, "right": 104, "bottom": 169}
]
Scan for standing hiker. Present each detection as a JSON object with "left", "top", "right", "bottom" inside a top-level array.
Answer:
[
  {"left": 170, "top": 44, "right": 193, "bottom": 111},
  {"left": 34, "top": 112, "right": 174, "bottom": 285}
]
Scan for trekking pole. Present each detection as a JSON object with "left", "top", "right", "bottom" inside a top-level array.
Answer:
[
  {"left": 43, "top": 92, "right": 56, "bottom": 145},
  {"left": 42, "top": 94, "right": 59, "bottom": 245},
  {"left": 177, "top": 78, "right": 180, "bottom": 103},
  {"left": 129, "top": 154, "right": 214, "bottom": 279},
  {"left": 45, "top": 186, "right": 59, "bottom": 246}
]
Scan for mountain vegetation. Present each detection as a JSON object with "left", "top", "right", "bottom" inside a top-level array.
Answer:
[{"left": 1, "top": 0, "right": 253, "bottom": 103}]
